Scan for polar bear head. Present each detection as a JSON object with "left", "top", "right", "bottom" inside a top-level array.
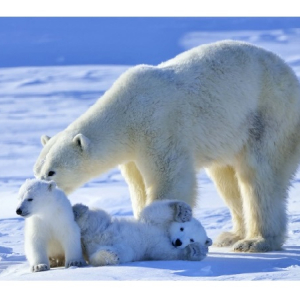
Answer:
[
  {"left": 169, "top": 218, "right": 212, "bottom": 249},
  {"left": 33, "top": 131, "right": 94, "bottom": 194},
  {"left": 16, "top": 178, "right": 58, "bottom": 218},
  {"left": 72, "top": 203, "right": 112, "bottom": 234}
]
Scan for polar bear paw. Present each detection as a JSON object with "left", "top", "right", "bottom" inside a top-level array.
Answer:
[
  {"left": 171, "top": 201, "right": 192, "bottom": 222},
  {"left": 31, "top": 264, "right": 49, "bottom": 272},
  {"left": 233, "top": 237, "right": 282, "bottom": 252},
  {"left": 66, "top": 259, "right": 87, "bottom": 268},
  {"left": 213, "top": 231, "right": 242, "bottom": 247},
  {"left": 183, "top": 242, "right": 208, "bottom": 261},
  {"left": 49, "top": 257, "right": 65, "bottom": 268},
  {"left": 89, "top": 249, "right": 120, "bottom": 266}
]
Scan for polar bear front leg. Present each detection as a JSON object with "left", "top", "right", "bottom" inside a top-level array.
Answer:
[
  {"left": 206, "top": 165, "right": 245, "bottom": 247},
  {"left": 61, "top": 228, "right": 86, "bottom": 268},
  {"left": 155, "top": 242, "right": 208, "bottom": 261},
  {"left": 137, "top": 146, "right": 197, "bottom": 211},
  {"left": 183, "top": 242, "right": 209, "bottom": 261},
  {"left": 25, "top": 238, "right": 50, "bottom": 272},
  {"left": 119, "top": 161, "right": 147, "bottom": 218}
]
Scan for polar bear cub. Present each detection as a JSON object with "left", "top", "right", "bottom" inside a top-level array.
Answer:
[
  {"left": 139, "top": 200, "right": 212, "bottom": 249},
  {"left": 16, "top": 178, "right": 86, "bottom": 272},
  {"left": 73, "top": 199, "right": 211, "bottom": 266}
]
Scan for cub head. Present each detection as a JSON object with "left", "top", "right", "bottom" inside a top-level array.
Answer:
[
  {"left": 72, "top": 203, "right": 89, "bottom": 227},
  {"left": 72, "top": 203, "right": 111, "bottom": 234},
  {"left": 33, "top": 131, "right": 92, "bottom": 194},
  {"left": 16, "top": 178, "right": 57, "bottom": 218},
  {"left": 169, "top": 218, "right": 212, "bottom": 249}
]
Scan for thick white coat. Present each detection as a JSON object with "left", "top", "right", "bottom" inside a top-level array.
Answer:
[
  {"left": 34, "top": 40, "right": 300, "bottom": 252},
  {"left": 16, "top": 179, "right": 85, "bottom": 272},
  {"left": 73, "top": 200, "right": 211, "bottom": 265}
]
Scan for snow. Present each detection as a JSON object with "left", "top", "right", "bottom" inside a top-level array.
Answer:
[{"left": 1, "top": 18, "right": 300, "bottom": 289}]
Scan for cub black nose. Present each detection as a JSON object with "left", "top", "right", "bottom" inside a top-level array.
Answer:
[
  {"left": 16, "top": 208, "right": 22, "bottom": 215},
  {"left": 175, "top": 239, "right": 182, "bottom": 247}
]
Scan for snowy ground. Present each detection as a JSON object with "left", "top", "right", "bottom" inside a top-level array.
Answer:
[{"left": 1, "top": 21, "right": 300, "bottom": 284}]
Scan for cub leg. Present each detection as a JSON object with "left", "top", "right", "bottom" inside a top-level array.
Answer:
[
  {"left": 89, "top": 245, "right": 135, "bottom": 266},
  {"left": 25, "top": 236, "right": 49, "bottom": 272},
  {"left": 60, "top": 228, "right": 86, "bottom": 268},
  {"left": 150, "top": 241, "right": 208, "bottom": 262},
  {"left": 139, "top": 200, "right": 192, "bottom": 227}
]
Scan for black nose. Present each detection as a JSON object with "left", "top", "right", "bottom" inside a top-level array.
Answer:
[
  {"left": 16, "top": 208, "right": 22, "bottom": 215},
  {"left": 175, "top": 239, "right": 182, "bottom": 247}
]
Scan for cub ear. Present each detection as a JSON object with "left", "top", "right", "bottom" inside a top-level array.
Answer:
[
  {"left": 73, "top": 134, "right": 90, "bottom": 151},
  {"left": 72, "top": 203, "right": 89, "bottom": 219},
  {"left": 48, "top": 180, "right": 57, "bottom": 192},
  {"left": 41, "top": 135, "right": 51, "bottom": 146},
  {"left": 205, "top": 238, "right": 213, "bottom": 246}
]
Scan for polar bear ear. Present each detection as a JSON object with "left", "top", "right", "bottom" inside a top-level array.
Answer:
[
  {"left": 205, "top": 238, "right": 213, "bottom": 246},
  {"left": 41, "top": 135, "right": 51, "bottom": 146},
  {"left": 48, "top": 180, "right": 57, "bottom": 192},
  {"left": 73, "top": 134, "right": 90, "bottom": 151},
  {"left": 72, "top": 203, "right": 89, "bottom": 219}
]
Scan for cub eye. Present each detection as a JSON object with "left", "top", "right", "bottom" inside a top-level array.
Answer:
[
  {"left": 48, "top": 171, "right": 55, "bottom": 177},
  {"left": 180, "top": 227, "right": 184, "bottom": 231},
  {"left": 27, "top": 198, "right": 33, "bottom": 202},
  {"left": 190, "top": 239, "right": 194, "bottom": 243}
]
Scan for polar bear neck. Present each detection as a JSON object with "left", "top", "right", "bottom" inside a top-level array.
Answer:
[
  {"left": 64, "top": 64, "right": 174, "bottom": 172},
  {"left": 64, "top": 77, "right": 140, "bottom": 172}
]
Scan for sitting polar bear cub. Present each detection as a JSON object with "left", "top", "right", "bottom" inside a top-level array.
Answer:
[
  {"left": 73, "top": 200, "right": 212, "bottom": 266},
  {"left": 16, "top": 179, "right": 86, "bottom": 272}
]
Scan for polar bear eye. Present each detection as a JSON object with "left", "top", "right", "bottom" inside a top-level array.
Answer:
[
  {"left": 48, "top": 171, "right": 55, "bottom": 177},
  {"left": 190, "top": 239, "right": 194, "bottom": 243},
  {"left": 180, "top": 227, "right": 184, "bottom": 231},
  {"left": 27, "top": 198, "right": 33, "bottom": 202}
]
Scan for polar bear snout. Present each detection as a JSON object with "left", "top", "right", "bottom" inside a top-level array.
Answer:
[
  {"left": 172, "top": 238, "right": 183, "bottom": 247},
  {"left": 16, "top": 207, "right": 29, "bottom": 217}
]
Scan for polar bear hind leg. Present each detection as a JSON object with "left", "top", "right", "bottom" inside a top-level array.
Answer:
[
  {"left": 206, "top": 165, "right": 245, "bottom": 247},
  {"left": 233, "top": 144, "right": 293, "bottom": 252},
  {"left": 89, "top": 245, "right": 136, "bottom": 266},
  {"left": 89, "top": 247, "right": 120, "bottom": 266}
]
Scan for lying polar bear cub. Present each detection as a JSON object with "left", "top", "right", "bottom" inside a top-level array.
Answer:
[
  {"left": 16, "top": 179, "right": 86, "bottom": 272},
  {"left": 73, "top": 200, "right": 212, "bottom": 266},
  {"left": 139, "top": 200, "right": 212, "bottom": 250}
]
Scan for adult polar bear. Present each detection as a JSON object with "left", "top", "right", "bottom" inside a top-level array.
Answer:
[{"left": 34, "top": 40, "right": 300, "bottom": 253}]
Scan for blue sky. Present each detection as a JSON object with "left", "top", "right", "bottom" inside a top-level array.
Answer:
[{"left": 0, "top": 17, "right": 299, "bottom": 67}]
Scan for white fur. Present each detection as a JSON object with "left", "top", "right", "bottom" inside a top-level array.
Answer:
[
  {"left": 73, "top": 200, "right": 211, "bottom": 266},
  {"left": 169, "top": 220, "right": 212, "bottom": 249},
  {"left": 34, "top": 40, "right": 300, "bottom": 252},
  {"left": 16, "top": 179, "right": 86, "bottom": 272}
]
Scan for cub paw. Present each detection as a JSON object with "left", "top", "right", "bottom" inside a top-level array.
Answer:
[
  {"left": 172, "top": 201, "right": 192, "bottom": 222},
  {"left": 89, "top": 250, "right": 120, "bottom": 266},
  {"left": 49, "top": 256, "right": 65, "bottom": 268},
  {"left": 184, "top": 242, "right": 208, "bottom": 261},
  {"left": 31, "top": 264, "right": 49, "bottom": 272},
  {"left": 66, "top": 259, "right": 87, "bottom": 268}
]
